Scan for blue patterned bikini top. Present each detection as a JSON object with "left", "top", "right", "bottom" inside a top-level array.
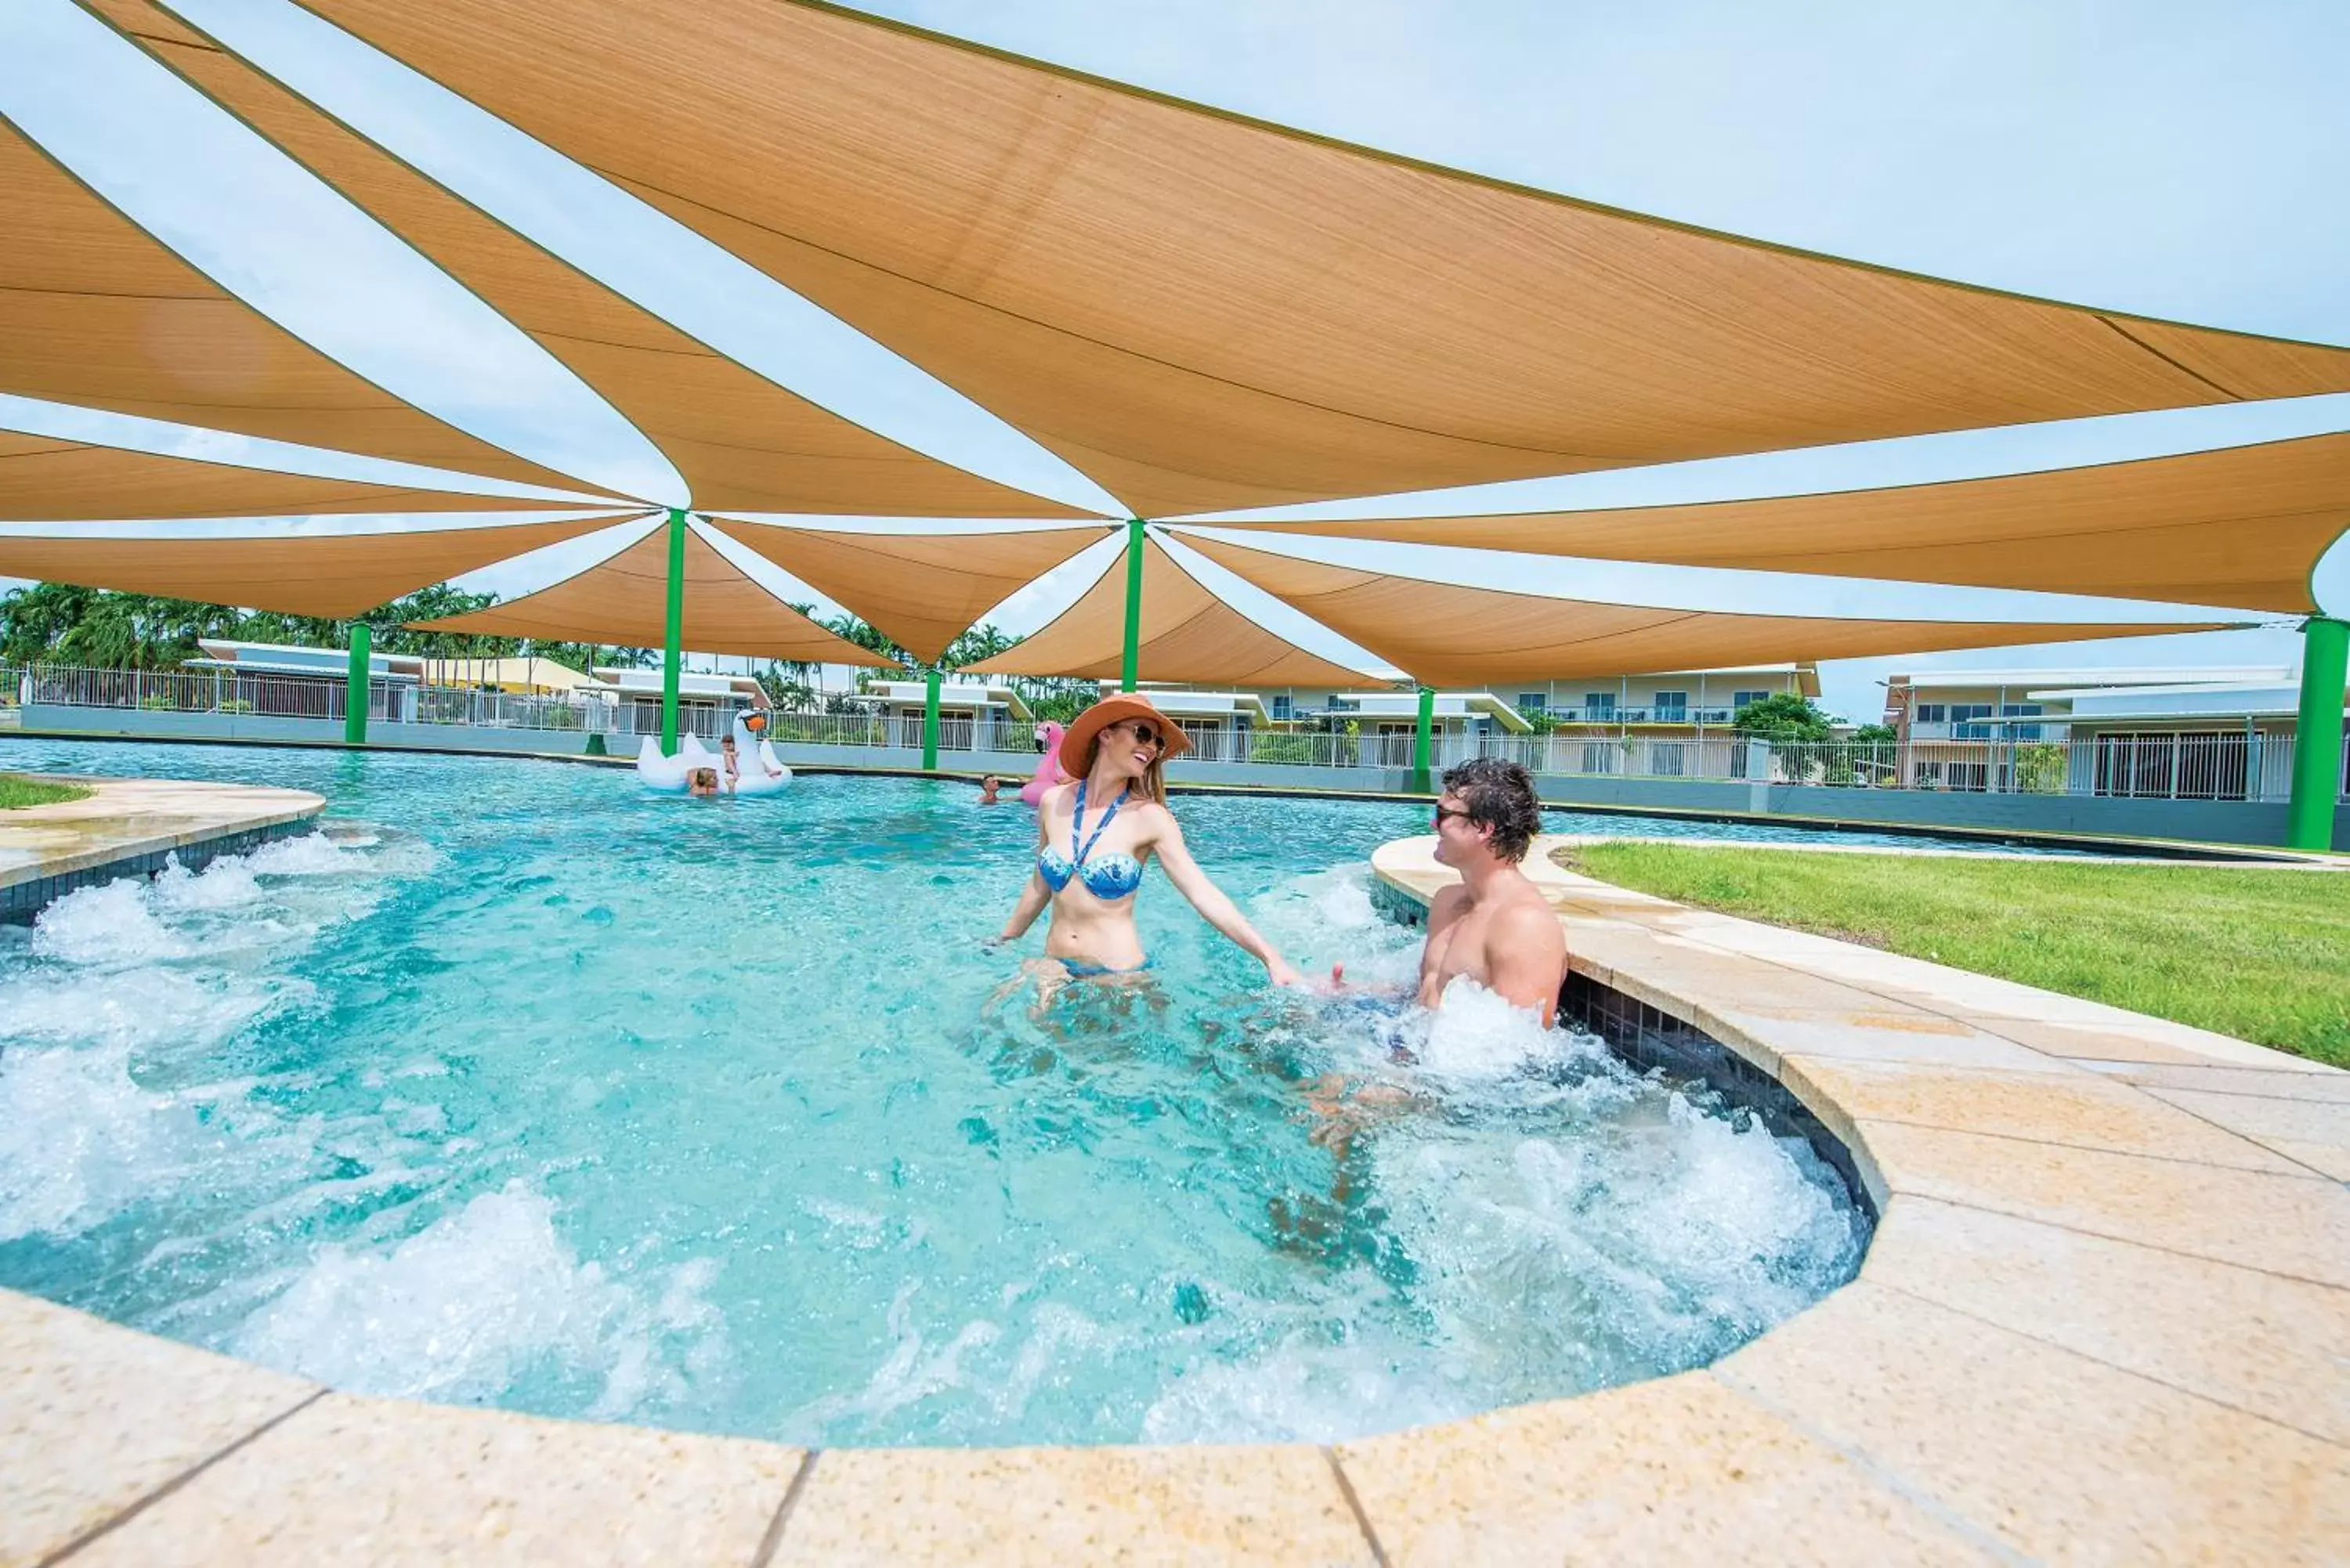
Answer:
[{"left": 1038, "top": 780, "right": 1145, "bottom": 901}]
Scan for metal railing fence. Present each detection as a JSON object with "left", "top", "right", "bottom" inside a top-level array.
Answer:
[{"left": 8, "top": 662, "right": 2345, "bottom": 801}]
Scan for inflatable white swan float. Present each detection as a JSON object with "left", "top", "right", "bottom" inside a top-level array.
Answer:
[{"left": 635, "top": 717, "right": 792, "bottom": 794}]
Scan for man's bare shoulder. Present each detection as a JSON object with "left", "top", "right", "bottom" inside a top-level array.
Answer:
[
  {"left": 1492, "top": 894, "right": 1564, "bottom": 938},
  {"left": 1426, "top": 882, "right": 1471, "bottom": 924}
]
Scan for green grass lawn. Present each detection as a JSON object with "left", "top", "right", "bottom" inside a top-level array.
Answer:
[
  {"left": 1567, "top": 843, "right": 2350, "bottom": 1068},
  {"left": 0, "top": 773, "right": 92, "bottom": 811}
]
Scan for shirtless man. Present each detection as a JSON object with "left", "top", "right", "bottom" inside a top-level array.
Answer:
[
  {"left": 1306, "top": 758, "right": 1566, "bottom": 1151},
  {"left": 1413, "top": 756, "right": 1567, "bottom": 1022}
]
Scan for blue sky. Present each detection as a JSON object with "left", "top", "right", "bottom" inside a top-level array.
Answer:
[{"left": 1, "top": 0, "right": 2345, "bottom": 718}]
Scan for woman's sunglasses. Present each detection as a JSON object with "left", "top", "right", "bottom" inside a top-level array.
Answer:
[{"left": 1113, "top": 720, "right": 1165, "bottom": 750}]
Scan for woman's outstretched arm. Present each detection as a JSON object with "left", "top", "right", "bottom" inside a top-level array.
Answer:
[
  {"left": 994, "top": 869, "right": 1052, "bottom": 945},
  {"left": 1146, "top": 807, "right": 1303, "bottom": 985},
  {"left": 992, "top": 795, "right": 1055, "bottom": 945}
]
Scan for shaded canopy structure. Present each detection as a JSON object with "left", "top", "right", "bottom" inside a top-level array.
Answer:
[
  {"left": 0, "top": 511, "right": 631, "bottom": 616},
  {"left": 964, "top": 533, "right": 1375, "bottom": 687},
  {"left": 0, "top": 117, "right": 594, "bottom": 496},
  {"left": 95, "top": 0, "right": 1090, "bottom": 521},
  {"left": 703, "top": 518, "right": 1110, "bottom": 662},
  {"left": 1177, "top": 533, "right": 2243, "bottom": 688},
  {"left": 0, "top": 428, "right": 580, "bottom": 522},
  {"left": 299, "top": 0, "right": 2350, "bottom": 518},
  {"left": 7, "top": 0, "right": 2341, "bottom": 826},
  {"left": 412, "top": 519, "right": 898, "bottom": 666},
  {"left": 1217, "top": 432, "right": 2350, "bottom": 614}
]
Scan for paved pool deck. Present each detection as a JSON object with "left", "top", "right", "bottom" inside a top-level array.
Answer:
[
  {"left": 4, "top": 829, "right": 2345, "bottom": 1563},
  {"left": 0, "top": 775, "right": 325, "bottom": 923}
]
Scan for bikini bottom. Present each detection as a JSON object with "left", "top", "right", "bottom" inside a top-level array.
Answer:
[{"left": 1060, "top": 956, "right": 1155, "bottom": 979}]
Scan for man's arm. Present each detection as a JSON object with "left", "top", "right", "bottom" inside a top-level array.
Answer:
[
  {"left": 1423, "top": 883, "right": 1471, "bottom": 939},
  {"left": 1484, "top": 901, "right": 1567, "bottom": 1025}
]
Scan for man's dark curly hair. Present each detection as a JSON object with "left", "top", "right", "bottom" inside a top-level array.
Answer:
[{"left": 1439, "top": 755, "right": 1543, "bottom": 863}]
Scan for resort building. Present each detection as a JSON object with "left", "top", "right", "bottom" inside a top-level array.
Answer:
[
  {"left": 1094, "top": 685, "right": 1275, "bottom": 761},
  {"left": 175, "top": 640, "right": 772, "bottom": 741},
  {"left": 1507, "top": 664, "right": 1817, "bottom": 779},
  {"left": 1508, "top": 664, "right": 1817, "bottom": 731},
  {"left": 1113, "top": 683, "right": 1534, "bottom": 767},
  {"left": 184, "top": 638, "right": 425, "bottom": 721},
  {"left": 1882, "top": 667, "right": 2294, "bottom": 743},
  {"left": 592, "top": 666, "right": 768, "bottom": 741},
  {"left": 870, "top": 679, "right": 1035, "bottom": 751},
  {"left": 1340, "top": 690, "right": 1535, "bottom": 766},
  {"left": 1879, "top": 666, "right": 2349, "bottom": 801}
]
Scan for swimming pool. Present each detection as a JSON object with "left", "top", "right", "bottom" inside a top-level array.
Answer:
[{"left": 0, "top": 739, "right": 1890, "bottom": 1447}]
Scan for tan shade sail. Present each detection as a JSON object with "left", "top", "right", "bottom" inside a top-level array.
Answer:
[
  {"left": 299, "top": 0, "right": 2350, "bottom": 519},
  {"left": 962, "top": 534, "right": 1375, "bottom": 686},
  {"left": 703, "top": 518, "right": 1110, "bottom": 662},
  {"left": 413, "top": 521, "right": 898, "bottom": 665},
  {"left": 0, "top": 428, "right": 576, "bottom": 522},
  {"left": 0, "top": 512, "right": 631, "bottom": 616},
  {"left": 0, "top": 117, "right": 594, "bottom": 496},
  {"left": 1177, "top": 533, "right": 2241, "bottom": 688},
  {"left": 96, "top": 1, "right": 1088, "bottom": 521},
  {"left": 1220, "top": 433, "right": 2350, "bottom": 614}
]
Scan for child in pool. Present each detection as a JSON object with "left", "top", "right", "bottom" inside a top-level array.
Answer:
[{"left": 688, "top": 767, "right": 720, "bottom": 797}]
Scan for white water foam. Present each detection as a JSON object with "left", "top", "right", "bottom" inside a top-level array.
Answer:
[
  {"left": 0, "top": 1028, "right": 316, "bottom": 1242},
  {"left": 30, "top": 877, "right": 193, "bottom": 965},
  {"left": 0, "top": 828, "right": 417, "bottom": 1241},
  {"left": 232, "top": 1181, "right": 725, "bottom": 1418},
  {"left": 0, "top": 1042, "right": 201, "bottom": 1241},
  {"left": 1141, "top": 1322, "right": 1470, "bottom": 1444},
  {"left": 150, "top": 854, "right": 266, "bottom": 912}
]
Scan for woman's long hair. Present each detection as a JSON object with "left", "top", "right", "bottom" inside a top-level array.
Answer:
[{"left": 1080, "top": 730, "right": 1168, "bottom": 804}]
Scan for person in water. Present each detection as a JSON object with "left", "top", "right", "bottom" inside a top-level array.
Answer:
[
  {"left": 687, "top": 766, "right": 720, "bottom": 798},
  {"left": 991, "top": 695, "right": 1303, "bottom": 985},
  {"left": 1410, "top": 755, "right": 1568, "bottom": 1021},
  {"left": 718, "top": 733, "right": 783, "bottom": 793},
  {"left": 1307, "top": 757, "right": 1567, "bottom": 1151},
  {"left": 978, "top": 774, "right": 1003, "bottom": 804}
]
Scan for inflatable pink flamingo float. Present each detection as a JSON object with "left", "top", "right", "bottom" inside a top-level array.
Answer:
[{"left": 1019, "top": 721, "right": 1070, "bottom": 806}]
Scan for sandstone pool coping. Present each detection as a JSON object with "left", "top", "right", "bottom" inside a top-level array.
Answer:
[
  {"left": 5, "top": 832, "right": 2345, "bottom": 1563},
  {"left": 0, "top": 775, "right": 325, "bottom": 896}
]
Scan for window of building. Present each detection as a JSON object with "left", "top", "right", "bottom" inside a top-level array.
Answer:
[
  {"left": 1517, "top": 692, "right": 1547, "bottom": 714},
  {"left": 1732, "top": 689, "right": 1770, "bottom": 712},
  {"left": 2001, "top": 703, "right": 2044, "bottom": 741},
  {"left": 1914, "top": 703, "right": 1947, "bottom": 723},
  {"left": 1950, "top": 703, "right": 1995, "bottom": 739},
  {"left": 1652, "top": 690, "right": 1688, "bottom": 719},
  {"left": 1582, "top": 692, "right": 1616, "bottom": 719},
  {"left": 1269, "top": 693, "right": 1292, "bottom": 720}
]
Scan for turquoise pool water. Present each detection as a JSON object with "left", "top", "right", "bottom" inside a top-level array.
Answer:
[{"left": 1, "top": 739, "right": 1889, "bottom": 1446}]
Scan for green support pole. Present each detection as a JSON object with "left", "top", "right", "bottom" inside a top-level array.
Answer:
[
  {"left": 660, "top": 507, "right": 687, "bottom": 756},
  {"left": 922, "top": 668, "right": 942, "bottom": 771},
  {"left": 342, "top": 621, "right": 371, "bottom": 746},
  {"left": 2285, "top": 615, "right": 2347, "bottom": 851},
  {"left": 1119, "top": 517, "right": 1146, "bottom": 693},
  {"left": 1411, "top": 685, "right": 1435, "bottom": 795}
]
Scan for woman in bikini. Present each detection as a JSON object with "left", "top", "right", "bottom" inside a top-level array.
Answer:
[{"left": 990, "top": 695, "right": 1303, "bottom": 985}]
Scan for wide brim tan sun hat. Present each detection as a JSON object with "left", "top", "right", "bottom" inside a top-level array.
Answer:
[{"left": 1058, "top": 693, "right": 1191, "bottom": 777}]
